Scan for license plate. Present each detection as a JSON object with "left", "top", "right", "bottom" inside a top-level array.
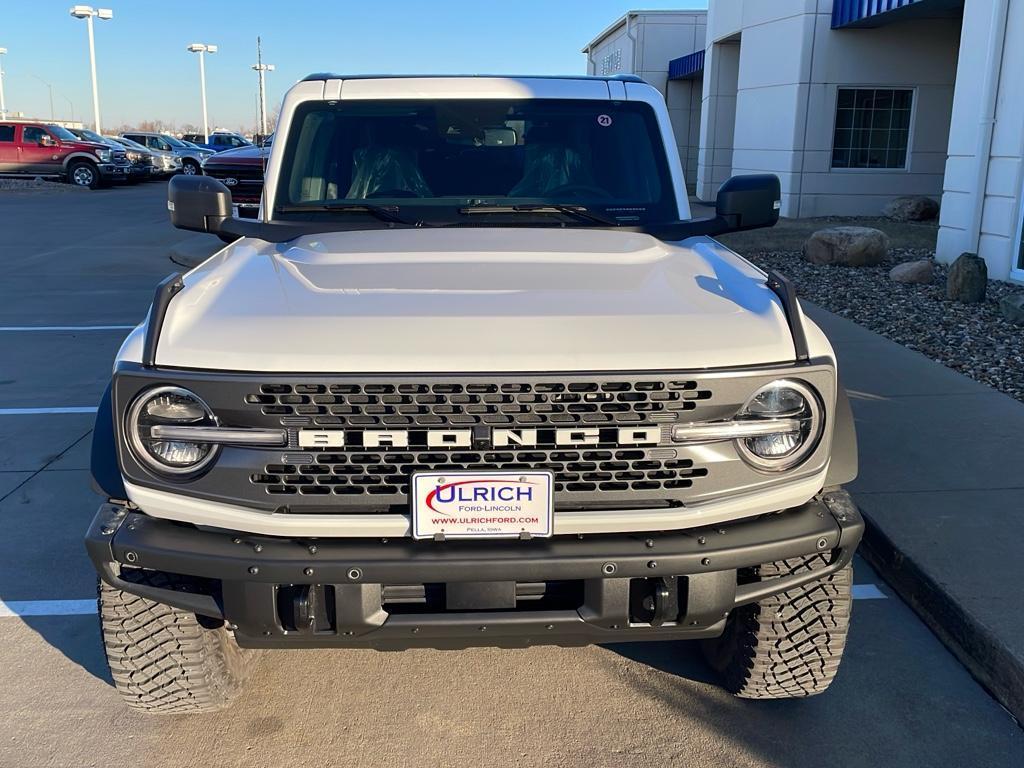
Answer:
[
  {"left": 411, "top": 471, "right": 553, "bottom": 540},
  {"left": 231, "top": 204, "right": 240, "bottom": 218}
]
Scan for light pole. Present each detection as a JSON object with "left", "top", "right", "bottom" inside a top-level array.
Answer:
[
  {"left": 0, "top": 48, "right": 7, "bottom": 120},
  {"left": 252, "top": 62, "right": 274, "bottom": 137},
  {"left": 69, "top": 6, "right": 112, "bottom": 133},
  {"left": 29, "top": 74, "right": 55, "bottom": 121},
  {"left": 187, "top": 43, "right": 217, "bottom": 143}
]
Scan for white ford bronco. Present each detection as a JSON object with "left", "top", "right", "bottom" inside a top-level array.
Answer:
[{"left": 86, "top": 74, "right": 862, "bottom": 714}]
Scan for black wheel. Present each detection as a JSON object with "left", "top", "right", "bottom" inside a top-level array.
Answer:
[
  {"left": 68, "top": 160, "right": 100, "bottom": 189},
  {"left": 98, "top": 575, "right": 258, "bottom": 714},
  {"left": 182, "top": 159, "right": 201, "bottom": 175},
  {"left": 702, "top": 555, "right": 852, "bottom": 699}
]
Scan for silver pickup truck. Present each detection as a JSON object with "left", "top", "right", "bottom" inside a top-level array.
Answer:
[{"left": 86, "top": 74, "right": 862, "bottom": 714}]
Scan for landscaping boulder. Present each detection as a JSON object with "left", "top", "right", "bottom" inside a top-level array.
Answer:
[
  {"left": 889, "top": 259, "right": 934, "bottom": 284},
  {"left": 1000, "top": 295, "right": 1024, "bottom": 326},
  {"left": 803, "top": 226, "right": 889, "bottom": 267},
  {"left": 883, "top": 196, "right": 940, "bottom": 222},
  {"left": 946, "top": 253, "right": 987, "bottom": 303}
]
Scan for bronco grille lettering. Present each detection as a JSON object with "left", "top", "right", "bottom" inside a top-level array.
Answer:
[{"left": 296, "top": 427, "right": 663, "bottom": 449}]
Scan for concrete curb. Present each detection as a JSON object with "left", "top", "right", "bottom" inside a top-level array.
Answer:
[{"left": 859, "top": 512, "right": 1024, "bottom": 724}]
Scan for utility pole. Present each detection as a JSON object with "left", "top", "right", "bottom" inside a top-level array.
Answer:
[{"left": 252, "top": 37, "right": 274, "bottom": 138}]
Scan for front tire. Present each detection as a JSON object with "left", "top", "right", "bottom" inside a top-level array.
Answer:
[
  {"left": 182, "top": 159, "right": 200, "bottom": 175},
  {"left": 98, "top": 575, "right": 258, "bottom": 714},
  {"left": 702, "top": 555, "right": 852, "bottom": 699},
  {"left": 68, "top": 160, "right": 100, "bottom": 189}
]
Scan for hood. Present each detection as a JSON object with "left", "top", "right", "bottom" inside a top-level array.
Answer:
[
  {"left": 152, "top": 228, "right": 796, "bottom": 373},
  {"left": 204, "top": 145, "right": 269, "bottom": 166}
]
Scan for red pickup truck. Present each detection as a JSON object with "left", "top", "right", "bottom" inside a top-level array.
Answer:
[{"left": 0, "top": 120, "right": 131, "bottom": 189}]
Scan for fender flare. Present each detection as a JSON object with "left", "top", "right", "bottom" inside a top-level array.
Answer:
[
  {"left": 825, "top": 380, "right": 858, "bottom": 486},
  {"left": 62, "top": 151, "right": 101, "bottom": 169},
  {"left": 91, "top": 382, "right": 127, "bottom": 499}
]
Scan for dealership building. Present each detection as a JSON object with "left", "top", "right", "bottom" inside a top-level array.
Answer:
[{"left": 583, "top": 1, "right": 1024, "bottom": 283}]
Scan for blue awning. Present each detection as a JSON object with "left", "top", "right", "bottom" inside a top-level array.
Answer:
[
  {"left": 832, "top": 0, "right": 963, "bottom": 29},
  {"left": 668, "top": 49, "right": 704, "bottom": 81}
]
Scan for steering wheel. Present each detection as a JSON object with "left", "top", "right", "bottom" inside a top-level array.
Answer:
[{"left": 544, "top": 183, "right": 612, "bottom": 200}]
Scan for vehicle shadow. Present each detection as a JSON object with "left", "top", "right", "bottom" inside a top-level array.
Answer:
[
  {"left": 0, "top": 453, "right": 113, "bottom": 687},
  {"left": 17, "top": 614, "right": 112, "bottom": 686},
  {"left": 604, "top": 639, "right": 720, "bottom": 686}
]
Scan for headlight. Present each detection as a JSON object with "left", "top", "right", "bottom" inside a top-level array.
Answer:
[
  {"left": 126, "top": 386, "right": 219, "bottom": 475},
  {"left": 735, "top": 380, "right": 823, "bottom": 471},
  {"left": 95, "top": 148, "right": 111, "bottom": 162}
]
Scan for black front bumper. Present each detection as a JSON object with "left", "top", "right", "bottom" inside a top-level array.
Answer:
[
  {"left": 96, "top": 163, "right": 130, "bottom": 180},
  {"left": 86, "top": 491, "right": 863, "bottom": 650}
]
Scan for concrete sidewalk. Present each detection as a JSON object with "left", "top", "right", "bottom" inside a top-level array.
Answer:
[{"left": 804, "top": 302, "right": 1024, "bottom": 723}]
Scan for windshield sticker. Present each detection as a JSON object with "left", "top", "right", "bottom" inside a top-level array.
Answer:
[{"left": 597, "top": 114, "right": 613, "bottom": 127}]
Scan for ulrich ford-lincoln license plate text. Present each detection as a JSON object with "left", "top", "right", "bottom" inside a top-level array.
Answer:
[{"left": 412, "top": 471, "right": 554, "bottom": 540}]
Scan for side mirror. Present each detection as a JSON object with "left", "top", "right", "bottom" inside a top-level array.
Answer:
[
  {"left": 39, "top": 135, "right": 57, "bottom": 147},
  {"left": 168, "top": 174, "right": 233, "bottom": 234},
  {"left": 715, "top": 174, "right": 781, "bottom": 232}
]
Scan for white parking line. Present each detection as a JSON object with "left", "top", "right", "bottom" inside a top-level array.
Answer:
[
  {"left": 0, "top": 407, "right": 98, "bottom": 415},
  {"left": 852, "top": 584, "right": 888, "bottom": 600},
  {"left": 0, "top": 599, "right": 97, "bottom": 618},
  {"left": 0, "top": 325, "right": 134, "bottom": 332}
]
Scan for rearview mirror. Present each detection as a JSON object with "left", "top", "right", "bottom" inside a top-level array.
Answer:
[
  {"left": 168, "top": 175, "right": 232, "bottom": 234},
  {"left": 715, "top": 174, "right": 781, "bottom": 233},
  {"left": 483, "top": 128, "right": 516, "bottom": 147}
]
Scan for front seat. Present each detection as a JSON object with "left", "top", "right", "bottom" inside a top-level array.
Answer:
[
  {"left": 507, "top": 125, "right": 595, "bottom": 197},
  {"left": 346, "top": 145, "right": 433, "bottom": 199}
]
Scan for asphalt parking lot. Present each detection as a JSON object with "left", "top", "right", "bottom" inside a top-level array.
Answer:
[{"left": 1, "top": 183, "right": 1022, "bottom": 768}]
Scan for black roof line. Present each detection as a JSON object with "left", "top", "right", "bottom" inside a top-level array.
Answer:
[{"left": 300, "top": 73, "right": 646, "bottom": 84}]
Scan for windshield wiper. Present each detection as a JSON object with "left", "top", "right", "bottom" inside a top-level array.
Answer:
[
  {"left": 458, "top": 203, "right": 621, "bottom": 226},
  {"left": 276, "top": 203, "right": 422, "bottom": 226}
]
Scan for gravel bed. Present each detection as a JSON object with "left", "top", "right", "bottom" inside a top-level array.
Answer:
[
  {"left": 745, "top": 247, "right": 1024, "bottom": 402},
  {"left": 0, "top": 178, "right": 86, "bottom": 195}
]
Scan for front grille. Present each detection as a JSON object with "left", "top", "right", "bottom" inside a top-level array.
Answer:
[
  {"left": 205, "top": 166, "right": 264, "bottom": 182},
  {"left": 116, "top": 364, "right": 836, "bottom": 519},
  {"left": 245, "top": 380, "right": 712, "bottom": 427},
  {"left": 112, "top": 149, "right": 127, "bottom": 163},
  {"left": 251, "top": 447, "right": 707, "bottom": 499}
]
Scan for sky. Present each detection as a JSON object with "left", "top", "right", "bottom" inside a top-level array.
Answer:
[{"left": 0, "top": 0, "right": 708, "bottom": 133}]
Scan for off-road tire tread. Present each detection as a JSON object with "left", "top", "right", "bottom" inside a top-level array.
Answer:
[
  {"left": 98, "top": 574, "right": 256, "bottom": 714},
  {"left": 703, "top": 554, "right": 852, "bottom": 699}
]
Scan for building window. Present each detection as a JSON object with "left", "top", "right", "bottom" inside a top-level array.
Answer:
[
  {"left": 600, "top": 49, "right": 622, "bottom": 75},
  {"left": 832, "top": 88, "right": 912, "bottom": 169}
]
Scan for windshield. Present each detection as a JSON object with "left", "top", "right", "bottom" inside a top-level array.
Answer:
[
  {"left": 48, "top": 125, "right": 79, "bottom": 142},
  {"left": 274, "top": 98, "right": 677, "bottom": 225},
  {"left": 77, "top": 129, "right": 105, "bottom": 143},
  {"left": 161, "top": 135, "right": 188, "bottom": 148},
  {"left": 117, "top": 137, "right": 146, "bottom": 151}
]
